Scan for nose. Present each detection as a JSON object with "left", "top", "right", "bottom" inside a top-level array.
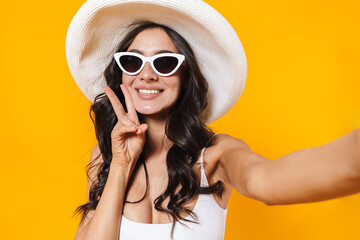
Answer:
[{"left": 139, "top": 62, "right": 158, "bottom": 81}]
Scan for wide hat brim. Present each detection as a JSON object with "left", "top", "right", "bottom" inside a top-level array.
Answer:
[{"left": 65, "top": 0, "right": 247, "bottom": 124}]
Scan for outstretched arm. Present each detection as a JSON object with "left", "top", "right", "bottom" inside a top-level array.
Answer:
[{"left": 221, "top": 129, "right": 360, "bottom": 206}]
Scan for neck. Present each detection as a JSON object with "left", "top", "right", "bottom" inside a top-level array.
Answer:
[{"left": 142, "top": 113, "right": 173, "bottom": 159}]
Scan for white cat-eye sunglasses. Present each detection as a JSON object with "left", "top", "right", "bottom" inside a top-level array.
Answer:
[{"left": 114, "top": 52, "right": 185, "bottom": 77}]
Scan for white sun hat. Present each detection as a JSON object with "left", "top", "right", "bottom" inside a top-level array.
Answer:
[{"left": 65, "top": 0, "right": 247, "bottom": 124}]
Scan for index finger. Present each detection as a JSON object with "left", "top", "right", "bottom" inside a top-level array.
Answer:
[
  {"left": 120, "top": 84, "right": 140, "bottom": 125},
  {"left": 103, "top": 85, "right": 126, "bottom": 119}
]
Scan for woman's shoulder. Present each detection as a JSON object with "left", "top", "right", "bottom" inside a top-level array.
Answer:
[
  {"left": 203, "top": 134, "right": 253, "bottom": 206},
  {"left": 210, "top": 133, "right": 253, "bottom": 178},
  {"left": 204, "top": 133, "right": 252, "bottom": 174},
  {"left": 212, "top": 133, "right": 251, "bottom": 153}
]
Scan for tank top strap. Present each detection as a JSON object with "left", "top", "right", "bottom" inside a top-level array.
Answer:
[
  {"left": 199, "top": 133, "right": 218, "bottom": 188},
  {"left": 199, "top": 147, "right": 209, "bottom": 187}
]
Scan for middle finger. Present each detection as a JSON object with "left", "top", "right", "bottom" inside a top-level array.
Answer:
[{"left": 103, "top": 86, "right": 137, "bottom": 127}]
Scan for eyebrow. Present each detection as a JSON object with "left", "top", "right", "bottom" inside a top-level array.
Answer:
[{"left": 127, "top": 49, "right": 176, "bottom": 54}]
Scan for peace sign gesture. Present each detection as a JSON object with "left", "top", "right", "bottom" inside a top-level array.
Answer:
[{"left": 103, "top": 84, "right": 148, "bottom": 171}]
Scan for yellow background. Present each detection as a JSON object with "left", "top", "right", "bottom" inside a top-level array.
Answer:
[{"left": 1, "top": 0, "right": 359, "bottom": 239}]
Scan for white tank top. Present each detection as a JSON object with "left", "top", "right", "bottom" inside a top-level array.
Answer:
[{"left": 119, "top": 146, "right": 228, "bottom": 240}]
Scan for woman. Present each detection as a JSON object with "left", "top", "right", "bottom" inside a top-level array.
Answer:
[{"left": 66, "top": 1, "right": 360, "bottom": 239}]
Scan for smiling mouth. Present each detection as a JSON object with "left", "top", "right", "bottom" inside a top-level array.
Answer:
[{"left": 136, "top": 89, "right": 164, "bottom": 94}]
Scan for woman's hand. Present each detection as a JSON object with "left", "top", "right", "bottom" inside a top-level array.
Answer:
[{"left": 103, "top": 84, "right": 148, "bottom": 171}]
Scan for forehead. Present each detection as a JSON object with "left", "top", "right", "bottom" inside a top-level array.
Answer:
[{"left": 127, "top": 28, "right": 179, "bottom": 55}]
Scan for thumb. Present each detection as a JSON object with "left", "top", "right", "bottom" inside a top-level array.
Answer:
[
  {"left": 135, "top": 123, "right": 148, "bottom": 134},
  {"left": 139, "top": 123, "right": 148, "bottom": 133}
]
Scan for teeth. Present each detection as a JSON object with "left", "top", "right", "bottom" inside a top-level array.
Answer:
[{"left": 138, "top": 89, "right": 162, "bottom": 94}]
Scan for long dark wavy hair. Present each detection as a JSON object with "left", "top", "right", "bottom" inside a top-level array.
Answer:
[{"left": 73, "top": 20, "right": 224, "bottom": 237}]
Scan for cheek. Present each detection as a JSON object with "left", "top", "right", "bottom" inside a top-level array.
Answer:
[
  {"left": 166, "top": 74, "right": 182, "bottom": 92},
  {"left": 122, "top": 74, "right": 130, "bottom": 85},
  {"left": 171, "top": 81, "right": 182, "bottom": 98},
  {"left": 173, "top": 86, "right": 181, "bottom": 100},
  {"left": 121, "top": 75, "right": 134, "bottom": 91},
  {"left": 121, "top": 76, "right": 138, "bottom": 102}
]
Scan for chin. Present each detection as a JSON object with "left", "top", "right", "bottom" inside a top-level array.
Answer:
[{"left": 135, "top": 105, "right": 171, "bottom": 117}]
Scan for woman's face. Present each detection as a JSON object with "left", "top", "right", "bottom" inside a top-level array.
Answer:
[{"left": 122, "top": 28, "right": 183, "bottom": 117}]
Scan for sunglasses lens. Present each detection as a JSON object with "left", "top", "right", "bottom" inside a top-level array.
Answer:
[
  {"left": 120, "top": 55, "right": 142, "bottom": 73},
  {"left": 154, "top": 57, "right": 179, "bottom": 74}
]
